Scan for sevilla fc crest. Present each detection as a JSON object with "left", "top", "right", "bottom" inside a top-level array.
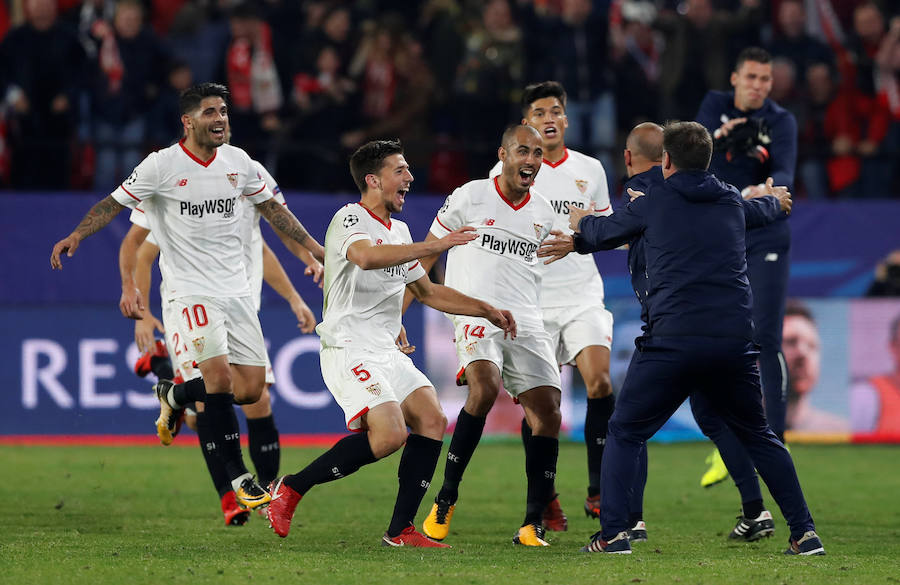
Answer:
[
  {"left": 366, "top": 383, "right": 382, "bottom": 396},
  {"left": 575, "top": 179, "right": 588, "bottom": 193},
  {"left": 226, "top": 173, "right": 239, "bottom": 188},
  {"left": 533, "top": 223, "right": 544, "bottom": 239},
  {"left": 192, "top": 336, "right": 205, "bottom": 354}
]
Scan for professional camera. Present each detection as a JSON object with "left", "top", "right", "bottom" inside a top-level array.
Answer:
[{"left": 716, "top": 117, "right": 772, "bottom": 164}]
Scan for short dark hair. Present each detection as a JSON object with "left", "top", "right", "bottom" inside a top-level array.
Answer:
[
  {"left": 785, "top": 300, "right": 815, "bottom": 323},
  {"left": 501, "top": 124, "right": 540, "bottom": 150},
  {"left": 349, "top": 139, "right": 404, "bottom": 194},
  {"left": 179, "top": 83, "right": 229, "bottom": 115},
  {"left": 663, "top": 121, "right": 712, "bottom": 171},
  {"left": 735, "top": 47, "right": 773, "bottom": 71},
  {"left": 521, "top": 81, "right": 567, "bottom": 116}
]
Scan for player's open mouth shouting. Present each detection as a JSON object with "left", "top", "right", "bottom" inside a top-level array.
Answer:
[
  {"left": 517, "top": 166, "right": 536, "bottom": 188},
  {"left": 210, "top": 123, "right": 226, "bottom": 143}
]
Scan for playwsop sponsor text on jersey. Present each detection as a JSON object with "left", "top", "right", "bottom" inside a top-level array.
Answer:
[
  {"left": 550, "top": 200, "right": 587, "bottom": 215},
  {"left": 180, "top": 196, "right": 238, "bottom": 218},
  {"left": 480, "top": 232, "right": 538, "bottom": 262}
]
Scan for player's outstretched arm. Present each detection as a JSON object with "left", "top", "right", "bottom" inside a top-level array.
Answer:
[
  {"left": 406, "top": 275, "right": 517, "bottom": 339},
  {"left": 132, "top": 236, "right": 164, "bottom": 352},
  {"left": 51, "top": 195, "right": 125, "bottom": 269},
  {"left": 119, "top": 224, "right": 151, "bottom": 320},
  {"left": 347, "top": 227, "right": 477, "bottom": 271},
  {"left": 261, "top": 239, "right": 317, "bottom": 333},
  {"left": 255, "top": 199, "right": 326, "bottom": 263}
]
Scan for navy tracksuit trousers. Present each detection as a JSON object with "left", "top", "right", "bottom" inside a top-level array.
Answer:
[{"left": 599, "top": 336, "right": 815, "bottom": 541}]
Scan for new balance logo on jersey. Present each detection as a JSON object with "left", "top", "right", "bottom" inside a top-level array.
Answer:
[
  {"left": 179, "top": 197, "right": 237, "bottom": 218},
  {"left": 177, "top": 178, "right": 188, "bottom": 187},
  {"left": 485, "top": 218, "right": 495, "bottom": 226},
  {"left": 551, "top": 200, "right": 586, "bottom": 215},
  {"left": 481, "top": 233, "right": 538, "bottom": 261}
]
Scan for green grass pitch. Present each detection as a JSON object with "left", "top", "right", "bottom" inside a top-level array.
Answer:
[{"left": 2, "top": 441, "right": 898, "bottom": 584}]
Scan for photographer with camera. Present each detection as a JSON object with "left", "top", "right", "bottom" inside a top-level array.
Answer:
[{"left": 695, "top": 47, "right": 797, "bottom": 486}]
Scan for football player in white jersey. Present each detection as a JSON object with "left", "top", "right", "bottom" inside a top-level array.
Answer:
[
  {"left": 414, "top": 125, "right": 563, "bottom": 547},
  {"left": 488, "top": 81, "right": 617, "bottom": 528},
  {"left": 51, "top": 83, "right": 325, "bottom": 510},
  {"left": 122, "top": 158, "right": 319, "bottom": 526},
  {"left": 266, "top": 140, "right": 516, "bottom": 548}
]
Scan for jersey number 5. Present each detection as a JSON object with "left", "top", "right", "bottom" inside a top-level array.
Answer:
[
  {"left": 351, "top": 364, "right": 371, "bottom": 382},
  {"left": 182, "top": 304, "right": 209, "bottom": 331}
]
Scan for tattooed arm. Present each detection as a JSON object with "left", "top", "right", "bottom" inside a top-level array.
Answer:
[
  {"left": 51, "top": 195, "right": 126, "bottom": 269},
  {"left": 255, "top": 198, "right": 325, "bottom": 262}
]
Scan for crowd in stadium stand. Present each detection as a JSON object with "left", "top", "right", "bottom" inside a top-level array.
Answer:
[{"left": 0, "top": 0, "right": 898, "bottom": 197}]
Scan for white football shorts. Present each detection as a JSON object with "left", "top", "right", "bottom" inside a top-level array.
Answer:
[
  {"left": 167, "top": 295, "right": 268, "bottom": 368},
  {"left": 320, "top": 346, "right": 433, "bottom": 432},
  {"left": 542, "top": 304, "right": 614, "bottom": 365},
  {"left": 451, "top": 316, "right": 561, "bottom": 397}
]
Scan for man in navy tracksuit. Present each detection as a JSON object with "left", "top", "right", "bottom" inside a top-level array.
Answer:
[
  {"left": 556, "top": 121, "right": 822, "bottom": 555},
  {"left": 696, "top": 47, "right": 796, "bottom": 454},
  {"left": 619, "top": 123, "right": 794, "bottom": 544}
]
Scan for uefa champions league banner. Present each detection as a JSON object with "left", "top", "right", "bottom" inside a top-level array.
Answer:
[{"left": 3, "top": 298, "right": 899, "bottom": 443}]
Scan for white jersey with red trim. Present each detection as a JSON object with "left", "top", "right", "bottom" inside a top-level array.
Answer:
[
  {"left": 489, "top": 148, "right": 610, "bottom": 308},
  {"left": 243, "top": 161, "right": 287, "bottom": 311},
  {"left": 316, "top": 203, "right": 427, "bottom": 350},
  {"left": 430, "top": 177, "right": 556, "bottom": 332},
  {"left": 111, "top": 141, "right": 272, "bottom": 300}
]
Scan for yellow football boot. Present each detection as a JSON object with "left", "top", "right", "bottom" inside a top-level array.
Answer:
[
  {"left": 513, "top": 523, "right": 550, "bottom": 546},
  {"left": 700, "top": 448, "right": 730, "bottom": 488},
  {"left": 422, "top": 499, "right": 455, "bottom": 541}
]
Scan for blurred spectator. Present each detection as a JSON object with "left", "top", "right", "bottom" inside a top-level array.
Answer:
[
  {"left": 867, "top": 250, "right": 900, "bottom": 296},
  {"left": 0, "top": 0, "right": 86, "bottom": 189},
  {"left": 343, "top": 18, "right": 435, "bottom": 177},
  {"left": 770, "top": 57, "right": 804, "bottom": 114},
  {"left": 66, "top": 0, "right": 116, "bottom": 58},
  {"left": 653, "top": 0, "right": 763, "bottom": 121},
  {"left": 167, "top": 1, "right": 230, "bottom": 84},
  {"left": 612, "top": 1, "right": 662, "bottom": 133},
  {"left": 797, "top": 62, "right": 836, "bottom": 198},
  {"left": 417, "top": 0, "right": 464, "bottom": 127},
  {"left": 823, "top": 69, "right": 892, "bottom": 197},
  {"left": 766, "top": 0, "right": 835, "bottom": 79},
  {"left": 276, "top": 43, "right": 357, "bottom": 191},
  {"left": 783, "top": 302, "right": 850, "bottom": 432},
  {"left": 291, "top": 4, "right": 355, "bottom": 83},
  {"left": 525, "top": 0, "right": 615, "bottom": 173},
  {"left": 223, "top": 2, "right": 283, "bottom": 162},
  {"left": 453, "top": 0, "right": 523, "bottom": 176},
  {"left": 875, "top": 16, "right": 900, "bottom": 194},
  {"left": 87, "top": 0, "right": 169, "bottom": 191},
  {"left": 847, "top": 1, "right": 887, "bottom": 94},
  {"left": 851, "top": 312, "right": 900, "bottom": 433},
  {"left": 147, "top": 59, "right": 194, "bottom": 148}
]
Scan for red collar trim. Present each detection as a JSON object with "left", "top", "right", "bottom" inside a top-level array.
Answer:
[
  {"left": 179, "top": 139, "right": 217, "bottom": 167},
  {"left": 542, "top": 148, "right": 569, "bottom": 168},
  {"left": 358, "top": 203, "right": 391, "bottom": 229},
  {"left": 493, "top": 176, "right": 530, "bottom": 210}
]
